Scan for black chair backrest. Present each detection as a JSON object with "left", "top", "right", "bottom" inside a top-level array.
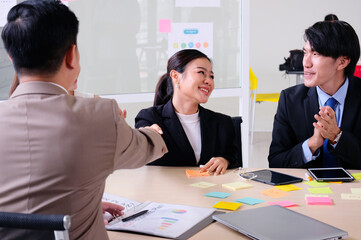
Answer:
[
  {"left": 0, "top": 212, "right": 70, "bottom": 240},
  {"left": 232, "top": 116, "right": 243, "bottom": 167}
]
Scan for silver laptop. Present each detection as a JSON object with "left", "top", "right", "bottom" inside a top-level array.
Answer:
[{"left": 213, "top": 205, "right": 347, "bottom": 240}]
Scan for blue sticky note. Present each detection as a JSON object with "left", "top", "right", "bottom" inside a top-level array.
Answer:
[
  {"left": 235, "top": 197, "right": 265, "bottom": 205},
  {"left": 205, "top": 191, "right": 232, "bottom": 199}
]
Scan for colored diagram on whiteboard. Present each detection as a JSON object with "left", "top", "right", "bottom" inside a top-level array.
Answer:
[{"left": 168, "top": 22, "right": 213, "bottom": 58}]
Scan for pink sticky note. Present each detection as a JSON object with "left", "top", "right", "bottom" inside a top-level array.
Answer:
[
  {"left": 306, "top": 197, "right": 333, "bottom": 205},
  {"left": 159, "top": 19, "right": 171, "bottom": 33},
  {"left": 268, "top": 200, "right": 297, "bottom": 208}
]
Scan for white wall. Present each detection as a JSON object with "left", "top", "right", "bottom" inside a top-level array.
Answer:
[{"left": 250, "top": 0, "right": 361, "bottom": 132}]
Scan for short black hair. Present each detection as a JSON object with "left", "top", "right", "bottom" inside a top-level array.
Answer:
[
  {"left": 304, "top": 21, "right": 360, "bottom": 79},
  {"left": 1, "top": 0, "right": 79, "bottom": 76},
  {"left": 324, "top": 14, "right": 338, "bottom": 21}
]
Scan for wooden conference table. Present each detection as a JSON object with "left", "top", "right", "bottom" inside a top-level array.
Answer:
[{"left": 105, "top": 166, "right": 361, "bottom": 240}]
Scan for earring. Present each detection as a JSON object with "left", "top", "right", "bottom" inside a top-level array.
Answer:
[{"left": 175, "top": 82, "right": 179, "bottom": 88}]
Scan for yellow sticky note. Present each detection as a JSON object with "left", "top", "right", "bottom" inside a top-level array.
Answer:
[
  {"left": 213, "top": 201, "right": 242, "bottom": 211},
  {"left": 261, "top": 188, "right": 290, "bottom": 198},
  {"left": 328, "top": 181, "right": 343, "bottom": 184},
  {"left": 186, "top": 169, "right": 210, "bottom": 177},
  {"left": 351, "top": 173, "right": 361, "bottom": 180},
  {"left": 222, "top": 182, "right": 253, "bottom": 191},
  {"left": 308, "top": 187, "right": 333, "bottom": 194},
  {"left": 275, "top": 184, "right": 302, "bottom": 192}
]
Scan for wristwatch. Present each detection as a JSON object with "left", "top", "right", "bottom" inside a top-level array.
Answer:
[{"left": 331, "top": 130, "right": 342, "bottom": 144}]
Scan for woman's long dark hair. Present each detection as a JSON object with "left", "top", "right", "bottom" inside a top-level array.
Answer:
[{"left": 153, "top": 49, "right": 211, "bottom": 106}]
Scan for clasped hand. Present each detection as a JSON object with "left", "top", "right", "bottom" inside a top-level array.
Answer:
[{"left": 309, "top": 106, "right": 341, "bottom": 152}]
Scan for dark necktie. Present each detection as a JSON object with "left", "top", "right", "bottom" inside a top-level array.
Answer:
[{"left": 323, "top": 97, "right": 337, "bottom": 168}]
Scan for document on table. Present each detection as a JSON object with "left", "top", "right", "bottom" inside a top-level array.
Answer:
[{"left": 102, "top": 193, "right": 216, "bottom": 239}]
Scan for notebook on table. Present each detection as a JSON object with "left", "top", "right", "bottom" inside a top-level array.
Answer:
[{"left": 213, "top": 205, "right": 347, "bottom": 240}]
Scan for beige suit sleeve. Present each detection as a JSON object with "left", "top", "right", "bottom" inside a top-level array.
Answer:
[{"left": 111, "top": 101, "right": 167, "bottom": 170}]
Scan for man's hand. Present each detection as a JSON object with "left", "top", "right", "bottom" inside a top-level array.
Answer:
[
  {"left": 309, "top": 124, "right": 324, "bottom": 154},
  {"left": 119, "top": 108, "right": 127, "bottom": 118},
  {"left": 102, "top": 202, "right": 124, "bottom": 225},
  {"left": 199, "top": 157, "right": 229, "bottom": 176},
  {"left": 142, "top": 124, "right": 163, "bottom": 135},
  {"left": 314, "top": 106, "right": 340, "bottom": 141}
]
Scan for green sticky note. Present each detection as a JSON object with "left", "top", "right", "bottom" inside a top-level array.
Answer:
[
  {"left": 308, "top": 187, "right": 333, "bottom": 194},
  {"left": 351, "top": 173, "right": 361, "bottom": 180},
  {"left": 303, "top": 181, "right": 330, "bottom": 187}
]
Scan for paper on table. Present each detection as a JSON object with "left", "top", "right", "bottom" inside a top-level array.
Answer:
[
  {"left": 261, "top": 188, "right": 290, "bottom": 198},
  {"left": 186, "top": 169, "right": 211, "bottom": 177},
  {"left": 102, "top": 192, "right": 140, "bottom": 211},
  {"left": 275, "top": 184, "right": 302, "bottom": 192},
  {"left": 351, "top": 188, "right": 361, "bottom": 194},
  {"left": 104, "top": 193, "right": 215, "bottom": 239},
  {"left": 222, "top": 182, "right": 253, "bottom": 191},
  {"left": 341, "top": 193, "right": 361, "bottom": 200},
  {"left": 212, "top": 201, "right": 242, "bottom": 211},
  {"left": 190, "top": 181, "right": 216, "bottom": 189}
]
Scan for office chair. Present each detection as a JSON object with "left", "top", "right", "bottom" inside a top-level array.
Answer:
[
  {"left": 355, "top": 65, "right": 361, "bottom": 78},
  {"left": 249, "top": 67, "right": 280, "bottom": 144},
  {"left": 0, "top": 212, "right": 71, "bottom": 240},
  {"left": 231, "top": 116, "right": 243, "bottom": 168}
]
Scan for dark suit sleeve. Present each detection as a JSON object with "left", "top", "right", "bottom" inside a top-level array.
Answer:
[
  {"left": 332, "top": 131, "right": 361, "bottom": 169},
  {"left": 220, "top": 116, "right": 238, "bottom": 168},
  {"left": 135, "top": 108, "right": 158, "bottom": 128},
  {"left": 268, "top": 90, "right": 307, "bottom": 168}
]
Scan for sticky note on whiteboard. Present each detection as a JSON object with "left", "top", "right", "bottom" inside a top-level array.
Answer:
[{"left": 159, "top": 19, "right": 171, "bottom": 33}]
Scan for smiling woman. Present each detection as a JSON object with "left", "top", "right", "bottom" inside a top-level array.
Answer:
[{"left": 135, "top": 49, "right": 239, "bottom": 174}]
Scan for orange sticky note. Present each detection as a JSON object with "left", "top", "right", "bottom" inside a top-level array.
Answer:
[
  {"left": 186, "top": 169, "right": 211, "bottom": 177},
  {"left": 213, "top": 201, "right": 242, "bottom": 211},
  {"left": 262, "top": 188, "right": 290, "bottom": 198}
]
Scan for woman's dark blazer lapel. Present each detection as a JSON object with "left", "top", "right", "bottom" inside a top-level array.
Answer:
[{"left": 161, "top": 101, "right": 197, "bottom": 164}]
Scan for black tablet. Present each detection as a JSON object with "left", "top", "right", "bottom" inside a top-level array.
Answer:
[
  {"left": 307, "top": 167, "right": 355, "bottom": 182},
  {"left": 242, "top": 169, "right": 303, "bottom": 186}
]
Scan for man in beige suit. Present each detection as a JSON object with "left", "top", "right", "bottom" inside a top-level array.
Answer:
[{"left": 0, "top": 0, "right": 167, "bottom": 239}]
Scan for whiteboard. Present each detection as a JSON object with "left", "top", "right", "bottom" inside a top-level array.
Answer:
[{"left": 70, "top": 0, "right": 241, "bottom": 95}]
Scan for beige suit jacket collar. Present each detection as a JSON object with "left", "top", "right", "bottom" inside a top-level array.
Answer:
[{"left": 10, "top": 81, "right": 68, "bottom": 99}]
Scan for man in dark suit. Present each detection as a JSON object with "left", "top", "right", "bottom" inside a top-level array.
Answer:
[{"left": 269, "top": 20, "right": 361, "bottom": 169}]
